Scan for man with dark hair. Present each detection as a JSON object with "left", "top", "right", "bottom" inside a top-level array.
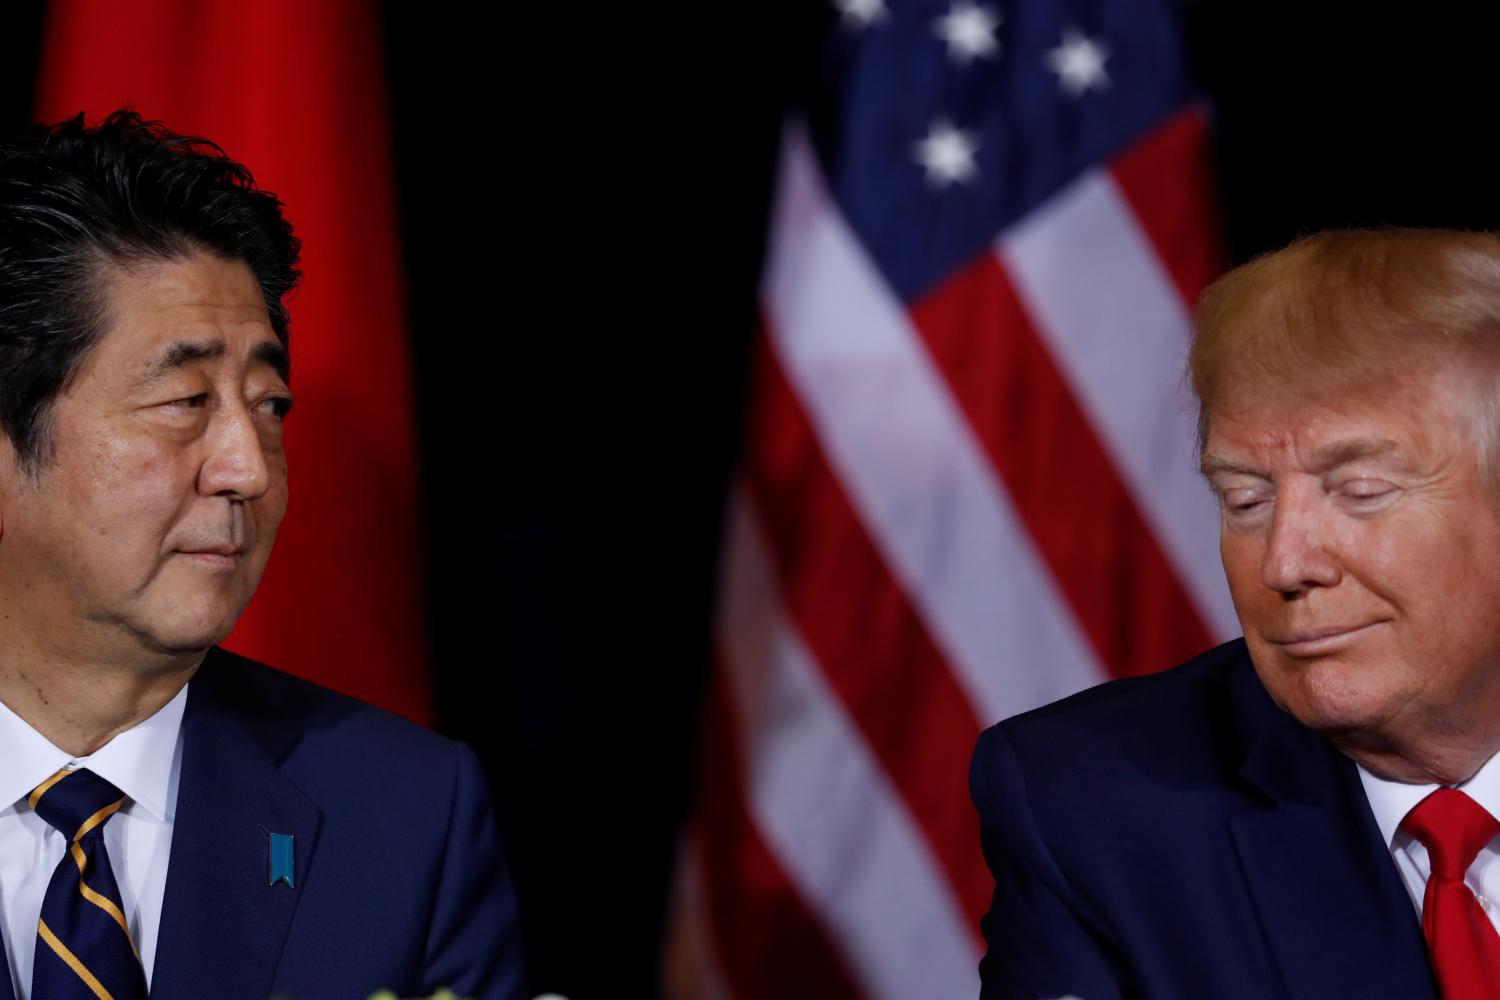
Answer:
[
  {"left": 971, "top": 229, "right": 1500, "bottom": 998},
  {"left": 0, "top": 110, "right": 522, "bottom": 1000}
]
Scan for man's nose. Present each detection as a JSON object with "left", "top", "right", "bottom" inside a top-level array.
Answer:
[
  {"left": 199, "top": 403, "right": 272, "bottom": 500},
  {"left": 1260, "top": 489, "right": 1341, "bottom": 595}
]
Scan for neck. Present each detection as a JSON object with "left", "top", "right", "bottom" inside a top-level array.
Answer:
[
  {"left": 1334, "top": 730, "right": 1500, "bottom": 786},
  {"left": 0, "top": 640, "right": 200, "bottom": 757}
]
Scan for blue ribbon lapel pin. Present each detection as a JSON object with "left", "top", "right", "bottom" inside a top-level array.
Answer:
[{"left": 259, "top": 824, "right": 296, "bottom": 888}]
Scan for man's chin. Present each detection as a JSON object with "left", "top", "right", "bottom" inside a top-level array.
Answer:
[
  {"left": 135, "top": 633, "right": 228, "bottom": 659},
  {"left": 1275, "top": 668, "right": 1401, "bottom": 740},
  {"left": 124, "top": 607, "right": 241, "bottom": 658}
]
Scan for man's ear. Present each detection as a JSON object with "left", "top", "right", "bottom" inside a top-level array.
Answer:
[{"left": 0, "top": 434, "right": 19, "bottom": 541}]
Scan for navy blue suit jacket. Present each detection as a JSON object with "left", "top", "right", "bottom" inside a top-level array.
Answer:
[
  {"left": 970, "top": 638, "right": 1439, "bottom": 999},
  {"left": 1, "top": 647, "right": 524, "bottom": 1000}
]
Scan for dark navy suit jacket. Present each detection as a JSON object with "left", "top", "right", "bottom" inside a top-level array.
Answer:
[
  {"left": 0, "top": 646, "right": 524, "bottom": 1000},
  {"left": 970, "top": 638, "right": 1439, "bottom": 999}
]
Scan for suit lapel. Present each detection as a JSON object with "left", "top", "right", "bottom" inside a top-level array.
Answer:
[
  {"left": 149, "top": 649, "right": 322, "bottom": 1000},
  {"left": 1225, "top": 658, "right": 1437, "bottom": 999}
]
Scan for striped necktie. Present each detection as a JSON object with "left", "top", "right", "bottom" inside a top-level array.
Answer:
[{"left": 27, "top": 768, "right": 147, "bottom": 1000}]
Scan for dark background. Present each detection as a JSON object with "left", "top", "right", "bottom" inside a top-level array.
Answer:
[{"left": 7, "top": 2, "right": 1500, "bottom": 997}]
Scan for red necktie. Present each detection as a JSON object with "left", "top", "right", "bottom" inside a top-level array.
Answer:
[{"left": 1401, "top": 788, "right": 1500, "bottom": 998}]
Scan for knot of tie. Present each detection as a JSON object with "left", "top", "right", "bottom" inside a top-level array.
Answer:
[
  {"left": 27, "top": 768, "right": 127, "bottom": 844},
  {"left": 1401, "top": 787, "right": 1500, "bottom": 883},
  {"left": 27, "top": 766, "right": 146, "bottom": 999}
]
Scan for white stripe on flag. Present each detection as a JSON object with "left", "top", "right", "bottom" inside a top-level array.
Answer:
[
  {"left": 998, "top": 170, "right": 1240, "bottom": 639},
  {"left": 718, "top": 490, "right": 980, "bottom": 1000},
  {"left": 763, "top": 123, "right": 1105, "bottom": 723}
]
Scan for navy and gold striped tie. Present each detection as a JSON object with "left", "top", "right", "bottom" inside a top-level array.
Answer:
[{"left": 28, "top": 768, "right": 147, "bottom": 1000}]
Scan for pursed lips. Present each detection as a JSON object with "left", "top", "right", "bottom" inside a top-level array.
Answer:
[
  {"left": 175, "top": 505, "right": 254, "bottom": 563},
  {"left": 1266, "top": 621, "right": 1384, "bottom": 655},
  {"left": 175, "top": 543, "right": 245, "bottom": 567}
]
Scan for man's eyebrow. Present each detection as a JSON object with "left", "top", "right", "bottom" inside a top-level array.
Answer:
[
  {"left": 1307, "top": 437, "right": 1400, "bottom": 472},
  {"left": 1199, "top": 438, "right": 1402, "bottom": 478},
  {"left": 252, "top": 340, "right": 291, "bottom": 383},
  {"left": 1199, "top": 454, "right": 1264, "bottom": 478},
  {"left": 138, "top": 339, "right": 224, "bottom": 382},
  {"left": 136, "top": 338, "right": 290, "bottom": 384}
]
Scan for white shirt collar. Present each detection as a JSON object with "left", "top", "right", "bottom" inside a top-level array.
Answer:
[
  {"left": 1358, "top": 750, "right": 1500, "bottom": 849},
  {"left": 0, "top": 683, "right": 188, "bottom": 823}
]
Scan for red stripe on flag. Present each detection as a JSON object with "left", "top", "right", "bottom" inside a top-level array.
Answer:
[
  {"left": 743, "top": 325, "right": 991, "bottom": 929},
  {"left": 697, "top": 669, "right": 864, "bottom": 1000},
  {"left": 909, "top": 256, "right": 1214, "bottom": 678},
  {"left": 1109, "top": 106, "right": 1227, "bottom": 309}
]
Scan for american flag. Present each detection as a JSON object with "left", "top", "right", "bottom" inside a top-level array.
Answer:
[{"left": 666, "top": 0, "right": 1239, "bottom": 995}]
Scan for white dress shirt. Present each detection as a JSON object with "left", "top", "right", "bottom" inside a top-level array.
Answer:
[
  {"left": 1358, "top": 753, "right": 1500, "bottom": 934},
  {"left": 0, "top": 686, "right": 186, "bottom": 1000}
]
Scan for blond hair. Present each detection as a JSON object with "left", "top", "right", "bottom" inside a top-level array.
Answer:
[{"left": 1190, "top": 229, "right": 1500, "bottom": 471}]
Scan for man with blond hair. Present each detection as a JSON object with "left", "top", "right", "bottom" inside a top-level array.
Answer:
[{"left": 971, "top": 229, "right": 1500, "bottom": 998}]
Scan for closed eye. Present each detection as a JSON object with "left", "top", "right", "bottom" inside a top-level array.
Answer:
[
  {"left": 1219, "top": 488, "right": 1270, "bottom": 515},
  {"left": 164, "top": 393, "right": 209, "bottom": 409},
  {"left": 1339, "top": 480, "right": 1397, "bottom": 509}
]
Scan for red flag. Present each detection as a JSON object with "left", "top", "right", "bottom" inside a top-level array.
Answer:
[{"left": 35, "top": 1, "right": 429, "bottom": 723}]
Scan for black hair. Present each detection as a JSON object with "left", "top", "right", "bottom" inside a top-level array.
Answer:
[{"left": 0, "top": 108, "right": 301, "bottom": 469}]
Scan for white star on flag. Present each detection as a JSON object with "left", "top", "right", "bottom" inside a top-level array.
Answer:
[
  {"left": 1046, "top": 28, "right": 1110, "bottom": 96},
  {"left": 933, "top": 2, "right": 1002, "bottom": 63},
  {"left": 834, "top": 0, "right": 887, "bottom": 29},
  {"left": 913, "top": 120, "right": 979, "bottom": 187}
]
